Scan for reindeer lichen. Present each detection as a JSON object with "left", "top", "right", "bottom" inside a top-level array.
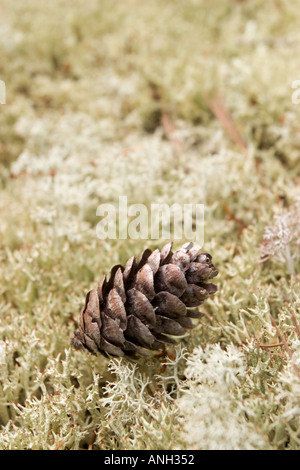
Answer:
[{"left": 0, "top": 0, "right": 300, "bottom": 450}]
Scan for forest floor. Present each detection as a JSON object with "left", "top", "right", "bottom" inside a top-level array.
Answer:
[{"left": 0, "top": 0, "right": 299, "bottom": 450}]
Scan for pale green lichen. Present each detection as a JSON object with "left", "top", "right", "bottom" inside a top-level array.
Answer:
[{"left": 0, "top": 0, "right": 300, "bottom": 450}]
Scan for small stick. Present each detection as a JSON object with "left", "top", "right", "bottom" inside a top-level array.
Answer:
[
  {"left": 148, "top": 81, "right": 182, "bottom": 162},
  {"left": 161, "top": 109, "right": 182, "bottom": 160},
  {"left": 270, "top": 315, "right": 300, "bottom": 381},
  {"left": 259, "top": 342, "right": 284, "bottom": 348},
  {"left": 88, "top": 427, "right": 97, "bottom": 450},
  {"left": 290, "top": 309, "right": 300, "bottom": 340},
  {"left": 222, "top": 203, "right": 247, "bottom": 236},
  {"left": 54, "top": 440, "right": 65, "bottom": 450},
  {"left": 207, "top": 95, "right": 247, "bottom": 153}
]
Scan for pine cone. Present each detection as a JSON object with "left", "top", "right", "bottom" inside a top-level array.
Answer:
[{"left": 71, "top": 242, "right": 218, "bottom": 357}]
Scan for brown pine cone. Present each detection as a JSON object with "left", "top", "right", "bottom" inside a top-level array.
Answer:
[{"left": 71, "top": 242, "right": 218, "bottom": 357}]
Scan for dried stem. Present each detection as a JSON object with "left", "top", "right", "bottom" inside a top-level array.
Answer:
[
  {"left": 270, "top": 315, "right": 300, "bottom": 381},
  {"left": 259, "top": 342, "right": 284, "bottom": 348},
  {"left": 207, "top": 95, "right": 247, "bottom": 153}
]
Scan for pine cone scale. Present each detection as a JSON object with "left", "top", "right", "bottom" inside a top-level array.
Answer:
[
  {"left": 154, "top": 264, "right": 187, "bottom": 297},
  {"left": 126, "top": 315, "right": 157, "bottom": 349},
  {"left": 126, "top": 288, "right": 156, "bottom": 327},
  {"left": 153, "top": 315, "right": 186, "bottom": 336},
  {"left": 135, "top": 264, "right": 156, "bottom": 300},
  {"left": 153, "top": 291, "right": 187, "bottom": 317},
  {"left": 105, "top": 288, "right": 127, "bottom": 330},
  {"left": 100, "top": 311, "right": 125, "bottom": 348}
]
